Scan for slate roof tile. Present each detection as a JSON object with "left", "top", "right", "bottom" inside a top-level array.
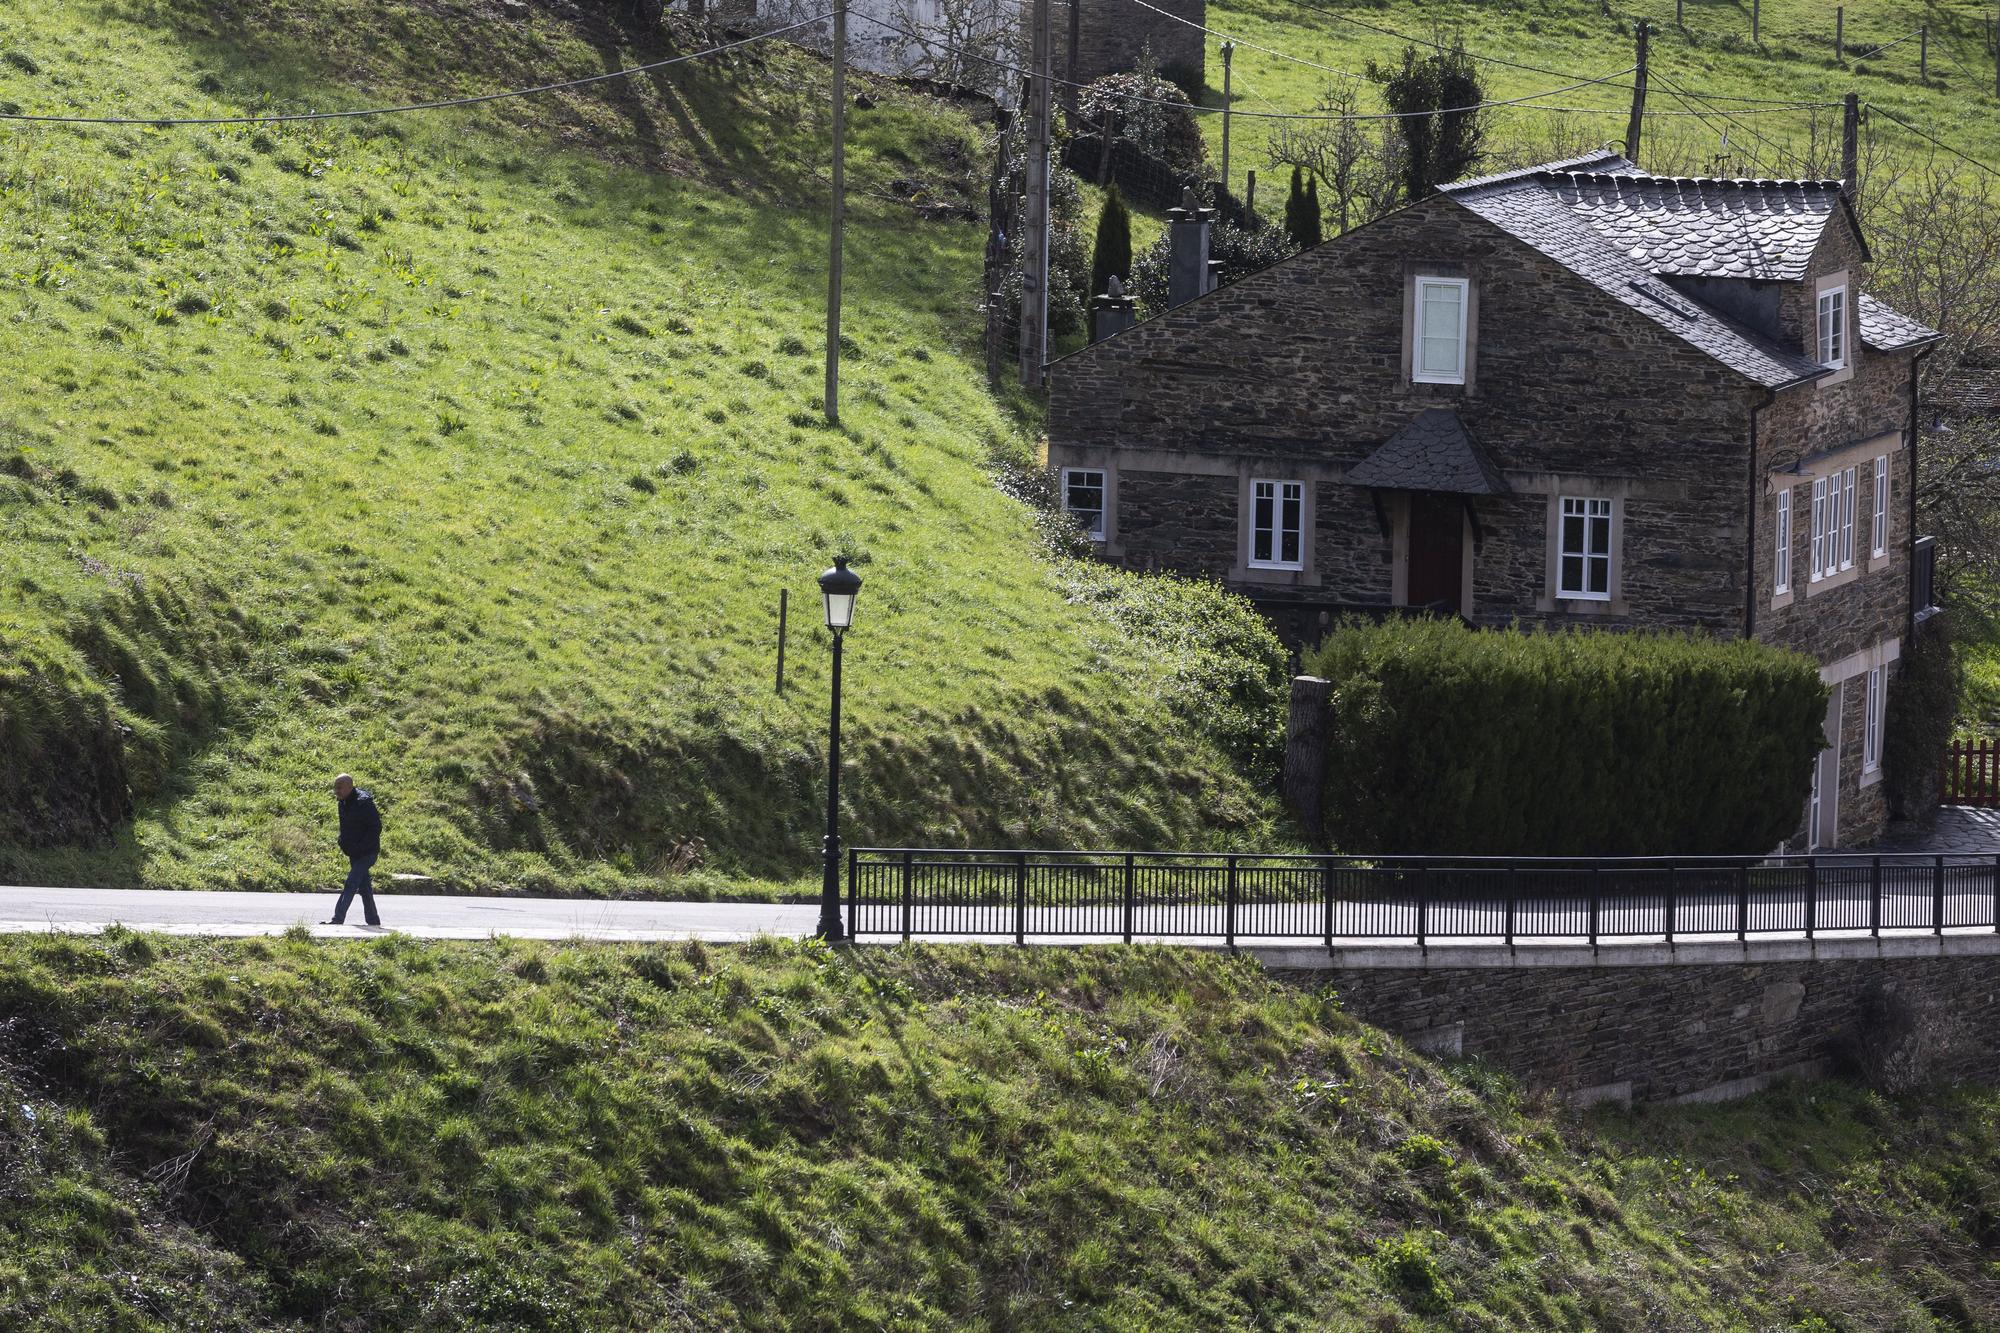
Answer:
[
  {"left": 1344, "top": 408, "right": 1509, "bottom": 494},
  {"left": 1857, "top": 291, "right": 1942, "bottom": 354}
]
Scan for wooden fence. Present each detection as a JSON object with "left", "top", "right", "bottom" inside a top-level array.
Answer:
[{"left": 1947, "top": 738, "right": 2000, "bottom": 808}]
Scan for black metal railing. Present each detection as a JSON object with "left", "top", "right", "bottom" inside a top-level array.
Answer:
[{"left": 847, "top": 848, "right": 2000, "bottom": 947}]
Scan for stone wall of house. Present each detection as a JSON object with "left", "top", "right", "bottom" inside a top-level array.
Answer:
[
  {"left": 1752, "top": 209, "right": 1919, "bottom": 847},
  {"left": 1046, "top": 195, "right": 1762, "bottom": 628},
  {"left": 1059, "top": 0, "right": 1205, "bottom": 89},
  {"left": 1281, "top": 950, "right": 2000, "bottom": 1103}
]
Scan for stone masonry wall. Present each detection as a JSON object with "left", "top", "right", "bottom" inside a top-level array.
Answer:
[
  {"left": 1046, "top": 194, "right": 1763, "bottom": 630},
  {"left": 1290, "top": 952, "right": 2000, "bottom": 1103},
  {"left": 1059, "top": 0, "right": 1205, "bottom": 88}
]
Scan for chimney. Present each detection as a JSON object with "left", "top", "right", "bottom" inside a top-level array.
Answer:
[
  {"left": 1089, "top": 275, "right": 1137, "bottom": 343},
  {"left": 1166, "top": 186, "right": 1217, "bottom": 310}
]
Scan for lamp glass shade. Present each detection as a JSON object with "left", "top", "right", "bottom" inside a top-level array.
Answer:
[{"left": 818, "top": 557, "right": 862, "bottom": 630}]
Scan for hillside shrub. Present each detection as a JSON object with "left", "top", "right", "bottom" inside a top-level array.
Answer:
[
  {"left": 1076, "top": 71, "right": 1208, "bottom": 179},
  {"left": 1884, "top": 618, "right": 1958, "bottom": 823},
  {"left": 1301, "top": 620, "right": 1829, "bottom": 855}
]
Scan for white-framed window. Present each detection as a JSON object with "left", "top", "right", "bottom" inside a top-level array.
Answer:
[
  {"left": 1249, "top": 478, "right": 1305, "bottom": 569},
  {"left": 1774, "top": 486, "right": 1791, "bottom": 595},
  {"left": 1817, "top": 285, "right": 1846, "bottom": 368},
  {"left": 1838, "top": 465, "right": 1856, "bottom": 570},
  {"left": 1863, "top": 665, "right": 1884, "bottom": 773},
  {"left": 1809, "top": 477, "right": 1828, "bottom": 582},
  {"left": 1412, "top": 276, "right": 1468, "bottom": 385},
  {"left": 1871, "top": 455, "right": 1889, "bottom": 557},
  {"left": 1557, "top": 496, "right": 1613, "bottom": 600},
  {"left": 1061, "top": 467, "right": 1106, "bottom": 541}
]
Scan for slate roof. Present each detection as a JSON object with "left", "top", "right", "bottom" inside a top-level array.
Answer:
[
  {"left": 1858, "top": 292, "right": 1942, "bottom": 354},
  {"left": 1344, "top": 408, "right": 1509, "bottom": 494},
  {"left": 1444, "top": 169, "right": 1824, "bottom": 388}
]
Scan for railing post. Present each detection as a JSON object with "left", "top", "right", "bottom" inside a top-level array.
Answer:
[
  {"left": 1870, "top": 855, "right": 1882, "bottom": 938},
  {"left": 900, "top": 849, "right": 913, "bottom": 942},
  {"left": 1505, "top": 864, "right": 1516, "bottom": 947},
  {"left": 1934, "top": 854, "right": 1946, "bottom": 936},
  {"left": 1122, "top": 852, "right": 1135, "bottom": 944},
  {"left": 1805, "top": 856, "right": 1817, "bottom": 941},
  {"left": 1321, "top": 857, "right": 1334, "bottom": 948},
  {"left": 1665, "top": 863, "right": 1677, "bottom": 946},
  {"left": 1015, "top": 851, "right": 1028, "bottom": 946},
  {"left": 1738, "top": 862, "right": 1750, "bottom": 941},
  {"left": 1992, "top": 853, "right": 1999, "bottom": 933},
  {"left": 847, "top": 845, "right": 858, "bottom": 937},
  {"left": 1225, "top": 854, "right": 1238, "bottom": 949},
  {"left": 1416, "top": 861, "right": 1428, "bottom": 950},
  {"left": 1589, "top": 864, "right": 1601, "bottom": 948}
]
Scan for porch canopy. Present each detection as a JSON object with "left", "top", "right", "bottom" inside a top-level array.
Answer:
[{"left": 1344, "top": 407, "right": 1509, "bottom": 495}]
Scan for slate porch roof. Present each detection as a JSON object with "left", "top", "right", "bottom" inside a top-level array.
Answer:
[
  {"left": 1439, "top": 154, "right": 1940, "bottom": 387},
  {"left": 1344, "top": 408, "right": 1509, "bottom": 494}
]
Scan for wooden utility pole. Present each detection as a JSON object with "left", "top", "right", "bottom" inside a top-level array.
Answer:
[
  {"left": 1920, "top": 25, "right": 1928, "bottom": 80},
  {"left": 1675, "top": 0, "right": 1683, "bottom": 27},
  {"left": 1752, "top": 0, "right": 1760, "bottom": 43},
  {"left": 1626, "top": 20, "right": 1649, "bottom": 166},
  {"left": 1841, "top": 92, "right": 1859, "bottom": 198},
  {"left": 1835, "top": 6, "right": 1844, "bottom": 61},
  {"left": 824, "top": 0, "right": 847, "bottom": 425},
  {"left": 1065, "top": 0, "right": 1081, "bottom": 114},
  {"left": 1219, "top": 41, "right": 1235, "bottom": 203},
  {"left": 1019, "top": 0, "right": 1052, "bottom": 386}
]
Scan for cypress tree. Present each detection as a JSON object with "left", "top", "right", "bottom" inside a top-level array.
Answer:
[
  {"left": 1283, "top": 165, "right": 1310, "bottom": 249},
  {"left": 1089, "top": 185, "right": 1133, "bottom": 301},
  {"left": 1304, "top": 175, "right": 1324, "bottom": 246}
]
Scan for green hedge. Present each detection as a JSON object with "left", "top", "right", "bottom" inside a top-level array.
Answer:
[
  {"left": 1301, "top": 620, "right": 1829, "bottom": 855},
  {"left": 1884, "top": 617, "right": 1959, "bottom": 823}
]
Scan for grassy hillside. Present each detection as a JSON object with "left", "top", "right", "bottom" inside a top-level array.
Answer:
[
  {"left": 2, "top": 933, "right": 1998, "bottom": 1329},
  {"left": 0, "top": 1, "right": 1284, "bottom": 896},
  {"left": 1199, "top": 0, "right": 2000, "bottom": 197}
]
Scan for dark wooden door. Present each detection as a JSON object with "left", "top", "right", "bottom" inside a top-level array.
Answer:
[{"left": 1406, "top": 493, "right": 1464, "bottom": 612}]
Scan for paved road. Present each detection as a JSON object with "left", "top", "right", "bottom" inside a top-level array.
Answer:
[{"left": 0, "top": 887, "right": 814, "bottom": 941}]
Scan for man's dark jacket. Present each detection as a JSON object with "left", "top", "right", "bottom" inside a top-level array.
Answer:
[{"left": 338, "top": 790, "right": 382, "bottom": 858}]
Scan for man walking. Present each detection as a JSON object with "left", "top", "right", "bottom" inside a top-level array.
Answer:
[{"left": 323, "top": 773, "right": 383, "bottom": 927}]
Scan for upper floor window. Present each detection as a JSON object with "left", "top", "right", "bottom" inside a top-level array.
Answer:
[
  {"left": 1249, "top": 478, "right": 1305, "bottom": 570},
  {"left": 1773, "top": 486, "right": 1792, "bottom": 596},
  {"left": 1558, "top": 496, "right": 1613, "bottom": 600},
  {"left": 1062, "top": 468, "right": 1107, "bottom": 541},
  {"left": 1871, "top": 455, "right": 1889, "bottom": 557},
  {"left": 1838, "top": 465, "right": 1856, "bottom": 570},
  {"left": 1811, "top": 469, "right": 1856, "bottom": 581},
  {"left": 1412, "top": 276, "right": 1468, "bottom": 385},
  {"left": 1863, "top": 665, "right": 1884, "bottom": 774},
  {"left": 1817, "top": 286, "right": 1847, "bottom": 369}
]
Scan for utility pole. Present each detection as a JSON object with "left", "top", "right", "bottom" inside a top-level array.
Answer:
[
  {"left": 1752, "top": 0, "right": 1760, "bottom": 43},
  {"left": 1920, "top": 25, "right": 1928, "bottom": 81},
  {"left": 1020, "top": 0, "right": 1052, "bottom": 387},
  {"left": 824, "top": 0, "right": 847, "bottom": 425},
  {"left": 1065, "top": 0, "right": 1081, "bottom": 115},
  {"left": 1841, "top": 92, "right": 1859, "bottom": 198},
  {"left": 1835, "top": 7, "right": 1844, "bottom": 63},
  {"left": 1626, "top": 20, "right": 1649, "bottom": 166},
  {"left": 1220, "top": 41, "right": 1235, "bottom": 205}
]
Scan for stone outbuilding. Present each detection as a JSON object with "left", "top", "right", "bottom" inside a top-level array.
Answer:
[{"left": 1045, "top": 151, "right": 1943, "bottom": 849}]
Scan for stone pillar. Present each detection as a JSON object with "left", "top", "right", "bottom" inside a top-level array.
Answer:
[
  {"left": 1282, "top": 675, "right": 1331, "bottom": 839},
  {"left": 1089, "top": 275, "right": 1137, "bottom": 343},
  {"left": 1166, "top": 186, "right": 1216, "bottom": 310}
]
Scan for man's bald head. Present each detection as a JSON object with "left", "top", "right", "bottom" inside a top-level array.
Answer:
[{"left": 333, "top": 774, "right": 354, "bottom": 798}]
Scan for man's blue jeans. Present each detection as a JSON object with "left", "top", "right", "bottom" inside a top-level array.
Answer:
[{"left": 333, "top": 853, "right": 380, "bottom": 925}]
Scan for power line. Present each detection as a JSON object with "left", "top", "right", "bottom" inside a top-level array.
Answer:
[
  {"left": 1866, "top": 102, "right": 2000, "bottom": 179},
  {"left": 1117, "top": 0, "right": 1366, "bottom": 82},
  {"left": 1654, "top": 71, "right": 1815, "bottom": 177},
  {"left": 1651, "top": 77, "right": 1774, "bottom": 177},
  {"left": 0, "top": 17, "right": 829, "bottom": 126}
]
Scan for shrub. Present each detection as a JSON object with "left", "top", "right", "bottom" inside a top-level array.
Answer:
[
  {"left": 1300, "top": 619, "right": 1829, "bottom": 855},
  {"left": 1131, "top": 215, "right": 1291, "bottom": 317},
  {"left": 1076, "top": 71, "right": 1208, "bottom": 179},
  {"left": 1088, "top": 184, "right": 1132, "bottom": 304},
  {"left": 1884, "top": 618, "right": 1958, "bottom": 823}
]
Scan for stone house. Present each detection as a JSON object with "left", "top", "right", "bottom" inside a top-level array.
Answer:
[{"left": 1045, "top": 151, "right": 1943, "bottom": 848}]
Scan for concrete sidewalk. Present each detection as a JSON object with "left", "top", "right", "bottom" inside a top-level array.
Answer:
[{"left": 0, "top": 886, "right": 816, "bottom": 941}]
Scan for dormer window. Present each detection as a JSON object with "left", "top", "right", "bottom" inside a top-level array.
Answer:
[
  {"left": 1816, "top": 285, "right": 1847, "bottom": 369},
  {"left": 1412, "top": 276, "right": 1469, "bottom": 385}
]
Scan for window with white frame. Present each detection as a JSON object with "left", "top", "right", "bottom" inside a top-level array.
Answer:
[
  {"left": 1817, "top": 286, "right": 1846, "bottom": 368},
  {"left": 1871, "top": 455, "right": 1889, "bottom": 557},
  {"left": 1412, "top": 276, "right": 1468, "bottom": 385},
  {"left": 1249, "top": 479, "right": 1305, "bottom": 569},
  {"left": 1558, "top": 496, "right": 1613, "bottom": 600},
  {"left": 1774, "top": 486, "right": 1791, "bottom": 595},
  {"left": 1061, "top": 468, "right": 1106, "bottom": 541},
  {"left": 1838, "top": 465, "right": 1857, "bottom": 570},
  {"left": 1863, "top": 665, "right": 1884, "bottom": 773},
  {"left": 1809, "top": 477, "right": 1828, "bottom": 582}
]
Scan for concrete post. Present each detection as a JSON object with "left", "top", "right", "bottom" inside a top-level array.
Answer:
[
  {"left": 1165, "top": 187, "right": 1215, "bottom": 310},
  {"left": 1282, "top": 675, "right": 1332, "bottom": 839}
]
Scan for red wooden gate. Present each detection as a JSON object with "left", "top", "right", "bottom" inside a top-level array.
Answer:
[{"left": 1945, "top": 738, "right": 2000, "bottom": 808}]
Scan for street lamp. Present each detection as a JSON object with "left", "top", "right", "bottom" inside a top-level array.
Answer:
[{"left": 816, "top": 556, "right": 862, "bottom": 941}]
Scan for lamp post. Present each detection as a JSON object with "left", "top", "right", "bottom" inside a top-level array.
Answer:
[{"left": 816, "top": 556, "right": 862, "bottom": 941}]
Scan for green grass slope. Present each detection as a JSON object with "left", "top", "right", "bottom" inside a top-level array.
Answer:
[
  {"left": 3, "top": 934, "right": 1998, "bottom": 1329},
  {"left": 1200, "top": 0, "right": 2000, "bottom": 198},
  {"left": 0, "top": 1, "right": 1280, "bottom": 895}
]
